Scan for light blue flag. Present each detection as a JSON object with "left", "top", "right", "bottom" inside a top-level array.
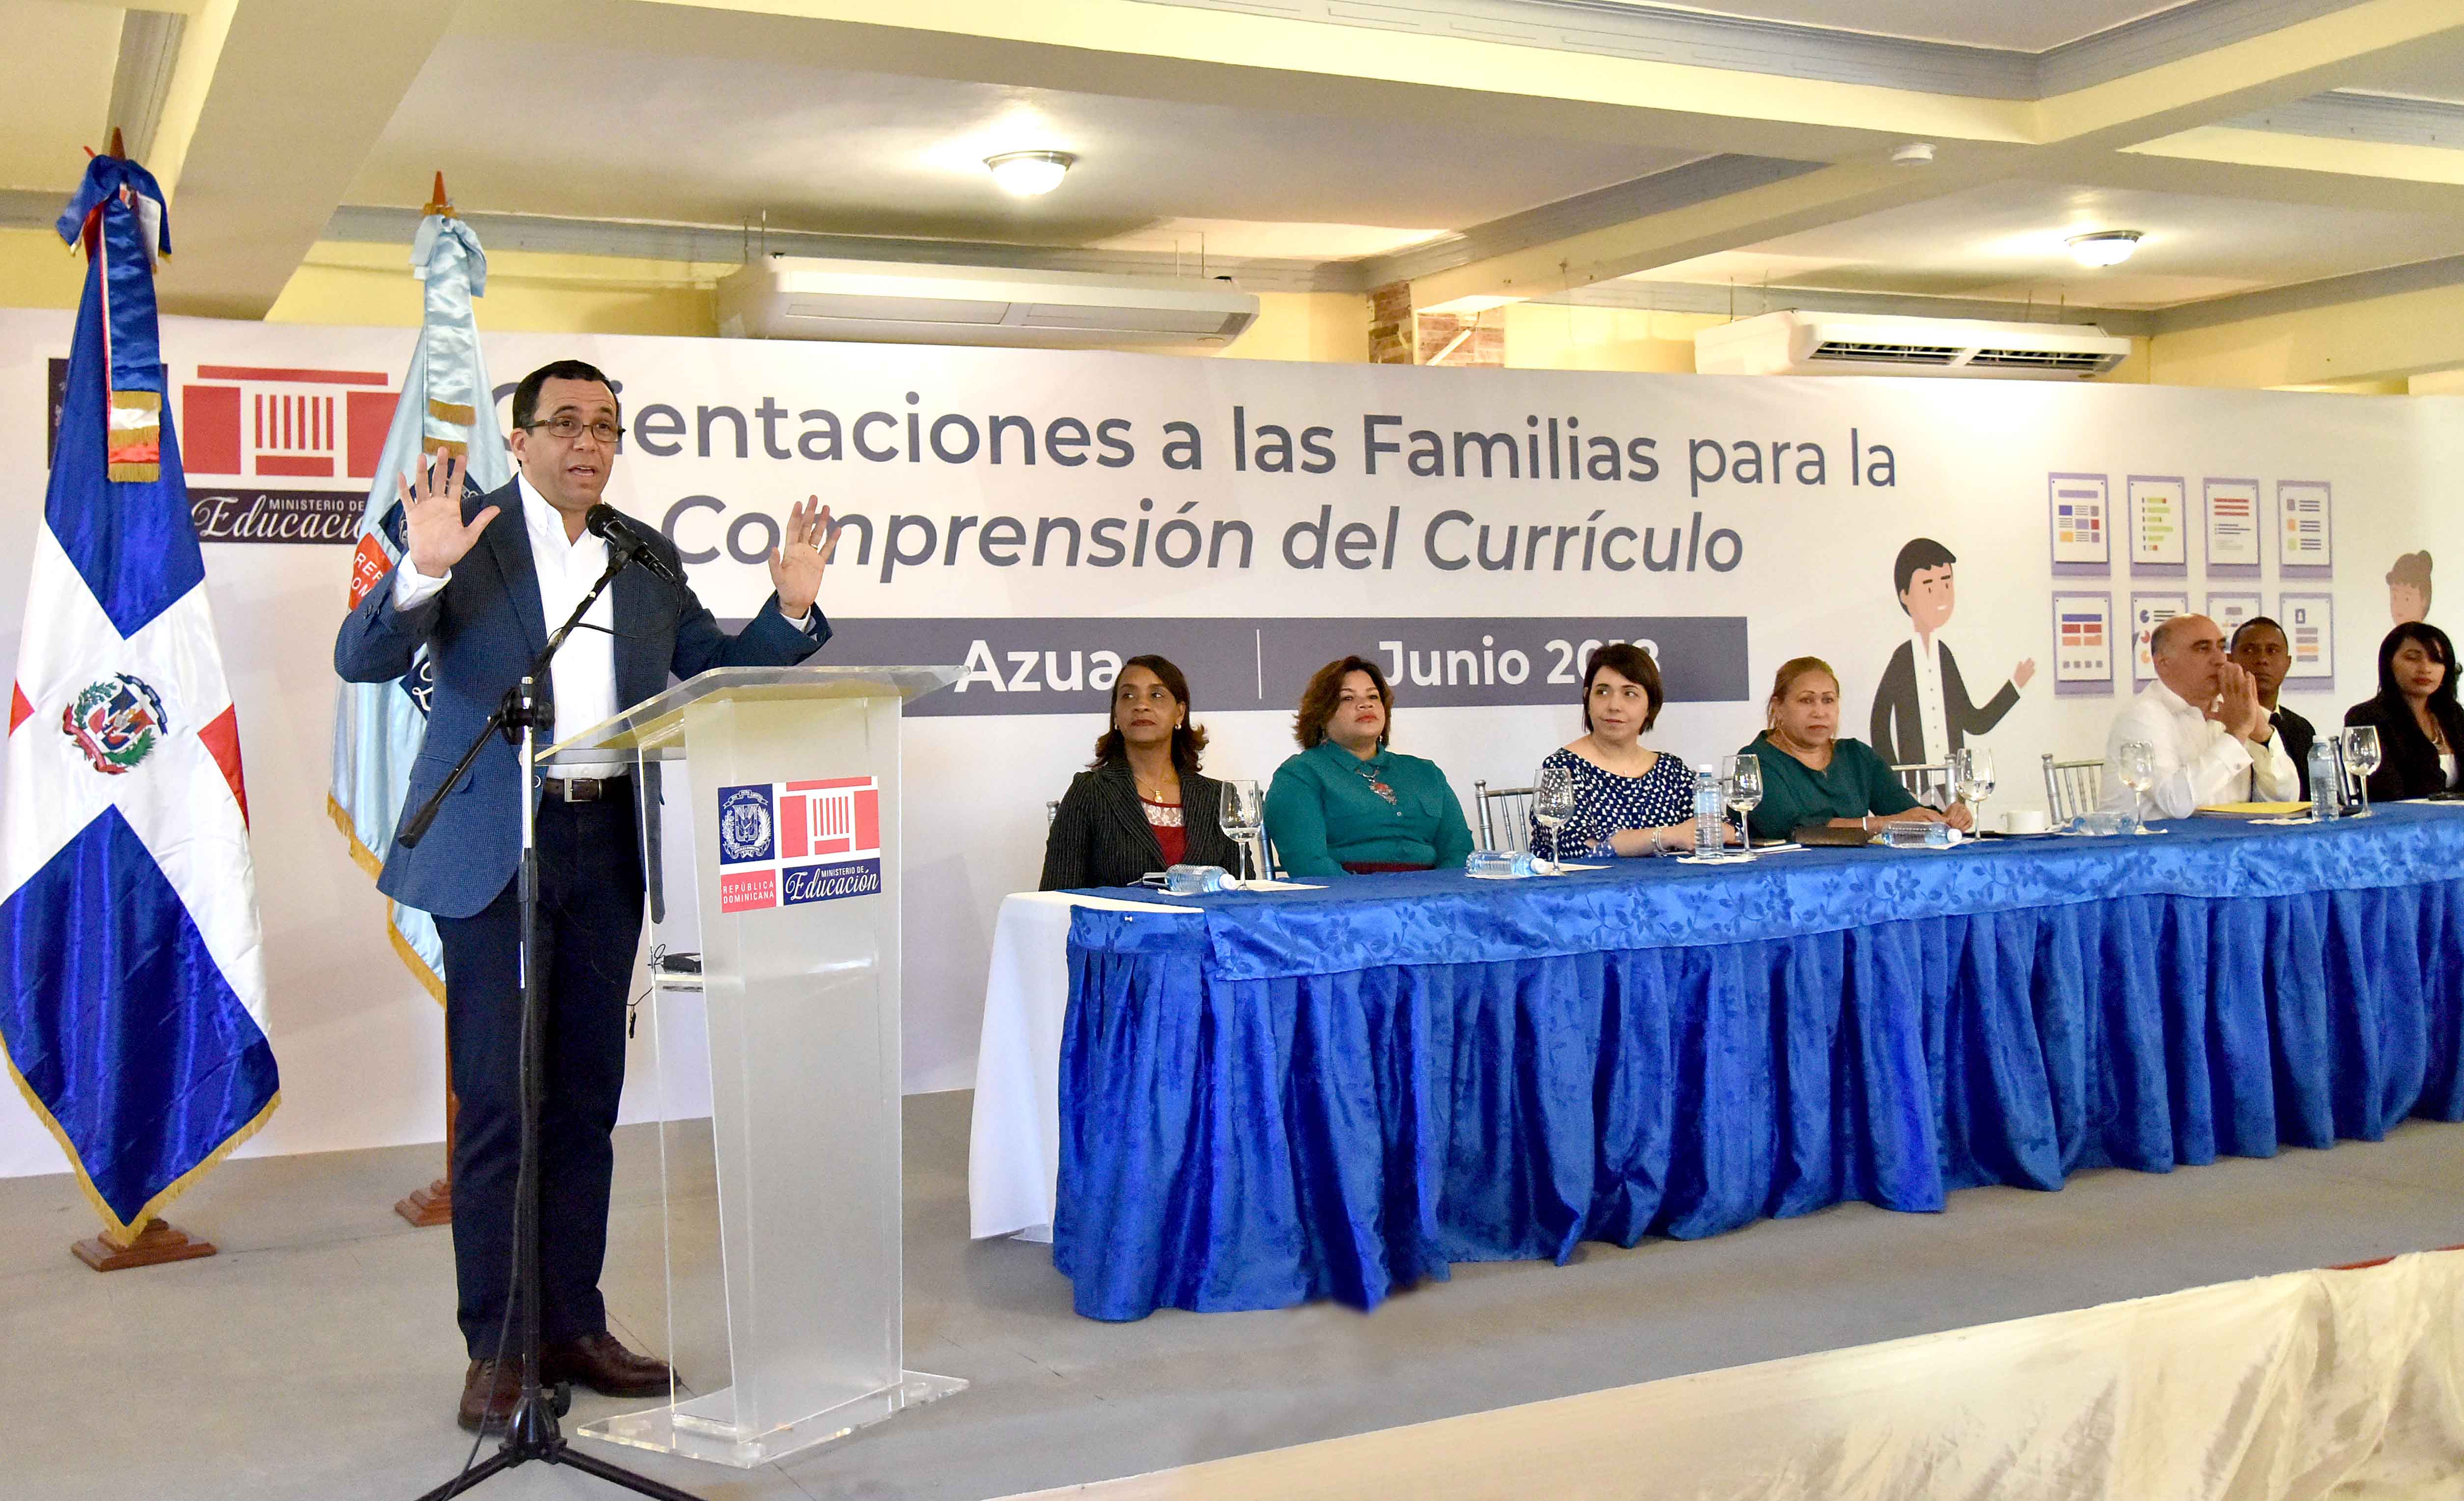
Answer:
[{"left": 327, "top": 214, "right": 511, "bottom": 1000}]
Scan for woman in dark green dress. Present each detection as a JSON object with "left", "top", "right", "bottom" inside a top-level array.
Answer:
[{"left": 1740, "top": 656, "right": 1972, "bottom": 842}]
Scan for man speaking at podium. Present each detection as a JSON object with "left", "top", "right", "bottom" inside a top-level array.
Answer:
[{"left": 335, "top": 360, "right": 835, "bottom": 1432}]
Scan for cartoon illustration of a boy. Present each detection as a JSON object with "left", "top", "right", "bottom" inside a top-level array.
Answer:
[
  {"left": 1869, "top": 537, "right": 2034, "bottom": 768},
  {"left": 2388, "top": 551, "right": 2432, "bottom": 625}
]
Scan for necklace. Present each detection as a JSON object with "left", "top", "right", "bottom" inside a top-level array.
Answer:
[
  {"left": 1351, "top": 752, "right": 1399, "bottom": 806},
  {"left": 1128, "top": 755, "right": 1179, "bottom": 802}
]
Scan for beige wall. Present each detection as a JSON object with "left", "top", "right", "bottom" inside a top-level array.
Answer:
[
  {"left": 1221, "top": 292, "right": 1370, "bottom": 363},
  {"left": 0, "top": 229, "right": 84, "bottom": 311},
  {"left": 2143, "top": 281, "right": 2464, "bottom": 390},
  {"left": 264, "top": 241, "right": 723, "bottom": 336},
  {"left": 1502, "top": 303, "right": 1721, "bottom": 373}
]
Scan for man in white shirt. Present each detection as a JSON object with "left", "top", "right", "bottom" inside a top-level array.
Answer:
[
  {"left": 2104, "top": 614, "right": 2299, "bottom": 818},
  {"left": 336, "top": 360, "right": 833, "bottom": 1433}
]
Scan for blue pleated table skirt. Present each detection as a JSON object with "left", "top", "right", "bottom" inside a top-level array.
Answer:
[{"left": 1055, "top": 808, "right": 2464, "bottom": 1321}]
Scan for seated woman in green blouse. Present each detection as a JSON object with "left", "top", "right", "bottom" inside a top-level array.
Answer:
[
  {"left": 1266, "top": 655, "right": 1476, "bottom": 876},
  {"left": 1740, "top": 656, "right": 1972, "bottom": 841}
]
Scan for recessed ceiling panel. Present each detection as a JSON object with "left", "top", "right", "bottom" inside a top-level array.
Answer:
[
  {"left": 1635, "top": 180, "right": 2464, "bottom": 309},
  {"left": 2337, "top": 35, "right": 2464, "bottom": 107},
  {"left": 1582, "top": 0, "right": 2195, "bottom": 51},
  {"left": 350, "top": 37, "right": 1694, "bottom": 256},
  {"left": 0, "top": 0, "right": 122, "bottom": 193}
]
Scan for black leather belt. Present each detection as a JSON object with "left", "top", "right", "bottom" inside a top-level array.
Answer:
[{"left": 542, "top": 772, "right": 627, "bottom": 803}]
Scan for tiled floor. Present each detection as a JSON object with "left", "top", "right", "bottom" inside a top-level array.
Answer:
[{"left": 1, "top": 1094, "right": 2458, "bottom": 1501}]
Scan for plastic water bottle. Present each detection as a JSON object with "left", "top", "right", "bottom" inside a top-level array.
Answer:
[
  {"left": 2308, "top": 740, "right": 2339, "bottom": 822},
  {"left": 1694, "top": 770, "right": 1724, "bottom": 860}
]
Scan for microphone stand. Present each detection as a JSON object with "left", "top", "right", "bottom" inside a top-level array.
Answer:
[{"left": 404, "top": 545, "right": 702, "bottom": 1501}]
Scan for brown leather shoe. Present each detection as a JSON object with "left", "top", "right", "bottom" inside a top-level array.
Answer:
[
  {"left": 457, "top": 1359, "right": 522, "bottom": 1434},
  {"left": 542, "top": 1332, "right": 673, "bottom": 1398}
]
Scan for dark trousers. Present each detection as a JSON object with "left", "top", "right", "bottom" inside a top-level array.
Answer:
[{"left": 436, "top": 793, "right": 644, "bottom": 1360}]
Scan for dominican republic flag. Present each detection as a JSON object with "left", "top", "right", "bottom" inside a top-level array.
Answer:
[
  {"left": 0, "top": 153, "right": 277, "bottom": 1239},
  {"left": 328, "top": 211, "right": 509, "bottom": 1001}
]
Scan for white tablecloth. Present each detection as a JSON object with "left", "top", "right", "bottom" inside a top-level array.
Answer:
[{"left": 968, "top": 890, "right": 1197, "bottom": 1242}]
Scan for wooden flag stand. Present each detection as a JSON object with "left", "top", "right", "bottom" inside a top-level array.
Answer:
[
  {"left": 74, "top": 1219, "right": 217, "bottom": 1272},
  {"left": 395, "top": 1174, "right": 452, "bottom": 1227},
  {"left": 390, "top": 169, "right": 461, "bottom": 1236},
  {"left": 396, "top": 1081, "right": 457, "bottom": 1227}
]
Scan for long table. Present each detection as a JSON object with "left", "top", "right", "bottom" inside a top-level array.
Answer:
[{"left": 1052, "top": 807, "right": 2464, "bottom": 1321}]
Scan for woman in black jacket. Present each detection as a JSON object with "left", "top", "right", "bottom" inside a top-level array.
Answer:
[
  {"left": 1039, "top": 654, "right": 1243, "bottom": 889},
  {"left": 2344, "top": 622, "right": 2464, "bottom": 802}
]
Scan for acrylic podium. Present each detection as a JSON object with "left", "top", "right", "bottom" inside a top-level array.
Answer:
[{"left": 544, "top": 663, "right": 962, "bottom": 1468}]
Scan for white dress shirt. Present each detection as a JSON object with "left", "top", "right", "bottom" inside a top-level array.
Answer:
[
  {"left": 2101, "top": 679, "right": 2299, "bottom": 817},
  {"left": 395, "top": 473, "right": 627, "bottom": 775},
  {"left": 1909, "top": 630, "right": 1951, "bottom": 767},
  {"left": 392, "top": 476, "right": 814, "bottom": 778}
]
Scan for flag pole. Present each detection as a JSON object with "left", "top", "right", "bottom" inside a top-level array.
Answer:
[
  {"left": 81, "top": 124, "right": 221, "bottom": 1271},
  {"left": 394, "top": 168, "right": 460, "bottom": 1233},
  {"left": 79, "top": 126, "right": 225, "bottom": 1272}
]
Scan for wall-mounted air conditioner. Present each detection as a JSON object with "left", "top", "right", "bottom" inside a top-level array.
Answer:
[
  {"left": 715, "top": 256, "right": 1260, "bottom": 352},
  {"left": 1693, "top": 310, "right": 2132, "bottom": 379}
]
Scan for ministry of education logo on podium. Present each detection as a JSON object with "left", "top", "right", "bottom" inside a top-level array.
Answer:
[
  {"left": 716, "top": 777, "right": 883, "bottom": 913},
  {"left": 717, "top": 785, "right": 776, "bottom": 863}
]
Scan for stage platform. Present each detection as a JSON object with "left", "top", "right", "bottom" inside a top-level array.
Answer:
[{"left": 1, "top": 1092, "right": 2458, "bottom": 1501}]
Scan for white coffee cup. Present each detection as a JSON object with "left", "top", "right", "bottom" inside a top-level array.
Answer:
[{"left": 2001, "top": 808, "right": 2050, "bottom": 834}]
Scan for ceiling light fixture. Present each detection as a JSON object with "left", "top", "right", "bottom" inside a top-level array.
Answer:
[
  {"left": 2067, "top": 230, "right": 2143, "bottom": 268},
  {"left": 985, "top": 150, "right": 1075, "bottom": 197},
  {"left": 1890, "top": 142, "right": 1936, "bottom": 167}
]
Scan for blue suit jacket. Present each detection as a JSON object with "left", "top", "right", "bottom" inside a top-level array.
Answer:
[{"left": 334, "top": 478, "right": 829, "bottom": 918}]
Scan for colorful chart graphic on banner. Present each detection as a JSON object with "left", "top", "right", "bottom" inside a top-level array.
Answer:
[
  {"left": 2281, "top": 594, "right": 2336, "bottom": 683},
  {"left": 2132, "top": 593, "right": 2190, "bottom": 683},
  {"left": 2205, "top": 478, "right": 2263, "bottom": 573},
  {"left": 2049, "top": 473, "right": 2110, "bottom": 571},
  {"left": 2279, "top": 481, "right": 2333, "bottom": 575},
  {"left": 715, "top": 777, "right": 884, "bottom": 914},
  {"left": 2209, "top": 592, "right": 2265, "bottom": 638},
  {"left": 2129, "top": 475, "right": 2187, "bottom": 572},
  {"left": 2051, "top": 592, "right": 2115, "bottom": 696}
]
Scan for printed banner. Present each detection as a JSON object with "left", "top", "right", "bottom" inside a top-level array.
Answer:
[{"left": 4, "top": 308, "right": 2462, "bottom": 1111}]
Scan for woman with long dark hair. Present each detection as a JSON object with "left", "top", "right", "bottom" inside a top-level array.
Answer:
[
  {"left": 1039, "top": 655, "right": 1242, "bottom": 889},
  {"left": 2344, "top": 622, "right": 2464, "bottom": 801}
]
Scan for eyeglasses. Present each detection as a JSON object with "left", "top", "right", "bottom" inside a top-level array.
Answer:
[{"left": 524, "top": 416, "right": 624, "bottom": 448}]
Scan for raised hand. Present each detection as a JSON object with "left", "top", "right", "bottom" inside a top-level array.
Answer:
[
  {"left": 400, "top": 450, "right": 496, "bottom": 578},
  {"left": 2012, "top": 657, "right": 2036, "bottom": 690},
  {"left": 768, "top": 495, "right": 839, "bottom": 618},
  {"left": 2216, "top": 662, "right": 2267, "bottom": 739}
]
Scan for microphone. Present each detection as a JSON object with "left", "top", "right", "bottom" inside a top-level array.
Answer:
[{"left": 584, "top": 504, "right": 682, "bottom": 588}]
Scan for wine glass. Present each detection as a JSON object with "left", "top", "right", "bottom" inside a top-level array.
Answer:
[
  {"left": 1953, "top": 746, "right": 1994, "bottom": 827},
  {"left": 1534, "top": 763, "right": 1578, "bottom": 872},
  {"left": 2342, "top": 725, "right": 2381, "bottom": 817},
  {"left": 1722, "top": 753, "right": 1762, "bottom": 854},
  {"left": 1220, "top": 779, "right": 1266, "bottom": 884},
  {"left": 2116, "top": 740, "right": 2157, "bottom": 834}
]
